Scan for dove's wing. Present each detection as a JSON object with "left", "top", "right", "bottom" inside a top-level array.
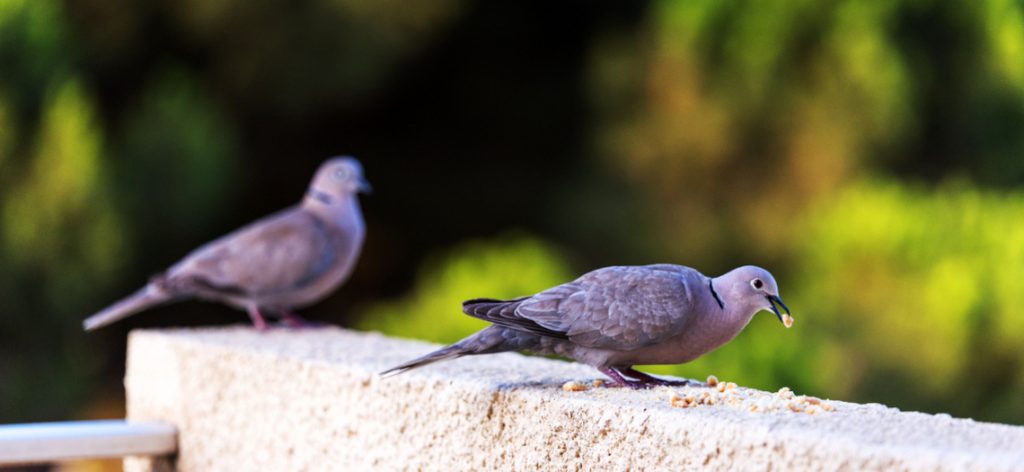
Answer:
[
  {"left": 165, "top": 208, "right": 336, "bottom": 298},
  {"left": 467, "top": 265, "right": 698, "bottom": 351}
]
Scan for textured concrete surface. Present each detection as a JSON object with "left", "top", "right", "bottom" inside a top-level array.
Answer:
[{"left": 125, "top": 327, "right": 1024, "bottom": 471}]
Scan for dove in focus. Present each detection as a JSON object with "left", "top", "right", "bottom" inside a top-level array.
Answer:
[
  {"left": 83, "top": 156, "right": 370, "bottom": 331},
  {"left": 382, "top": 264, "right": 792, "bottom": 388}
]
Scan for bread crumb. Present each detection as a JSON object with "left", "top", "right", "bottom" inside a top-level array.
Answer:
[
  {"left": 670, "top": 395, "right": 690, "bottom": 408},
  {"left": 562, "top": 381, "right": 588, "bottom": 392},
  {"left": 662, "top": 379, "right": 834, "bottom": 416},
  {"left": 592, "top": 379, "right": 605, "bottom": 388},
  {"left": 782, "top": 314, "right": 794, "bottom": 328}
]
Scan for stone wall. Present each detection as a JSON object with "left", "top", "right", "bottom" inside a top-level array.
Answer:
[{"left": 124, "top": 327, "right": 1024, "bottom": 471}]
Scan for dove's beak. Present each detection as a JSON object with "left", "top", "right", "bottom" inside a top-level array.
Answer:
[
  {"left": 766, "top": 294, "right": 791, "bottom": 326},
  {"left": 357, "top": 178, "right": 373, "bottom": 194}
]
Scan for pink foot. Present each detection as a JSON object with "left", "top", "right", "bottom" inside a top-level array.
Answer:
[
  {"left": 247, "top": 306, "right": 269, "bottom": 331},
  {"left": 599, "top": 368, "right": 658, "bottom": 389}
]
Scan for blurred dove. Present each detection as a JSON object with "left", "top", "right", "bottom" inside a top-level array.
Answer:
[
  {"left": 83, "top": 156, "right": 370, "bottom": 331},
  {"left": 382, "top": 264, "right": 792, "bottom": 388}
]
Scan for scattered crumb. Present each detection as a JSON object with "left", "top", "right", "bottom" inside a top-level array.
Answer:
[
  {"left": 664, "top": 376, "right": 836, "bottom": 415},
  {"left": 782, "top": 314, "right": 794, "bottom": 328},
  {"left": 562, "top": 374, "right": 836, "bottom": 416},
  {"left": 562, "top": 381, "right": 589, "bottom": 392}
]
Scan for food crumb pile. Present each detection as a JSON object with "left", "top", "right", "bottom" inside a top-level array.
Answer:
[{"left": 561, "top": 374, "right": 836, "bottom": 415}]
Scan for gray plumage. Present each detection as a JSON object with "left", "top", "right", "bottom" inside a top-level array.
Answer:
[
  {"left": 382, "top": 264, "right": 792, "bottom": 388},
  {"left": 83, "top": 156, "right": 369, "bottom": 331}
]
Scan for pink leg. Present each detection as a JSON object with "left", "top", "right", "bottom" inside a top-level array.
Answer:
[
  {"left": 599, "top": 367, "right": 650, "bottom": 389},
  {"left": 246, "top": 306, "right": 269, "bottom": 331}
]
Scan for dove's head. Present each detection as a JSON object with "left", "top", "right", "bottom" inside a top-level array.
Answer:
[
  {"left": 307, "top": 156, "right": 371, "bottom": 203},
  {"left": 718, "top": 265, "right": 793, "bottom": 328}
]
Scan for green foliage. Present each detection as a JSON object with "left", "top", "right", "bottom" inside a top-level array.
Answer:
[
  {"left": 359, "top": 234, "right": 574, "bottom": 344},
  {"left": 788, "top": 180, "right": 1024, "bottom": 422},
  {"left": 115, "top": 67, "right": 241, "bottom": 249},
  {"left": 589, "top": 0, "right": 1024, "bottom": 267},
  {"left": 0, "top": 78, "right": 123, "bottom": 421},
  {"left": 0, "top": 0, "right": 71, "bottom": 114},
  {"left": 161, "top": 0, "right": 464, "bottom": 113},
  {"left": 0, "top": 1, "right": 241, "bottom": 423},
  {"left": 3, "top": 80, "right": 125, "bottom": 278}
]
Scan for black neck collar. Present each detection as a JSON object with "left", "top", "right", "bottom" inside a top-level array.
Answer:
[
  {"left": 307, "top": 188, "right": 333, "bottom": 205},
  {"left": 709, "top": 278, "right": 725, "bottom": 310}
]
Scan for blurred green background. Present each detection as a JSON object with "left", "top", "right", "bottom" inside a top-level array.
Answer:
[{"left": 2, "top": 0, "right": 1023, "bottom": 430}]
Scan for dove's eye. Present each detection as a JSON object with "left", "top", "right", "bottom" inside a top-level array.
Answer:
[
  {"left": 334, "top": 167, "right": 350, "bottom": 180},
  {"left": 751, "top": 279, "right": 764, "bottom": 290}
]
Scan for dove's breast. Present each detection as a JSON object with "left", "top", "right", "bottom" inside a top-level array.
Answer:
[{"left": 263, "top": 210, "right": 365, "bottom": 309}]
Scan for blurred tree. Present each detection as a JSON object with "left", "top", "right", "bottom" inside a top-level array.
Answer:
[
  {"left": 588, "top": 0, "right": 1024, "bottom": 269},
  {"left": 788, "top": 180, "right": 1024, "bottom": 423},
  {"left": 156, "top": 0, "right": 466, "bottom": 115},
  {"left": 0, "top": 78, "right": 125, "bottom": 422},
  {"left": 0, "top": 0, "right": 73, "bottom": 116},
  {"left": 113, "top": 66, "right": 240, "bottom": 267},
  {"left": 359, "top": 234, "right": 573, "bottom": 344}
]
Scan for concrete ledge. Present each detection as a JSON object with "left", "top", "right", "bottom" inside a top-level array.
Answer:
[{"left": 125, "top": 327, "right": 1024, "bottom": 471}]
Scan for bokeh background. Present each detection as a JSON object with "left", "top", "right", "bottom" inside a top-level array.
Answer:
[{"left": 2, "top": 0, "right": 1024, "bottom": 439}]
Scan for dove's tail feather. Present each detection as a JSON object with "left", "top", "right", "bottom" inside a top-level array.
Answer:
[
  {"left": 82, "top": 284, "right": 172, "bottom": 331},
  {"left": 379, "top": 344, "right": 466, "bottom": 377},
  {"left": 380, "top": 325, "right": 518, "bottom": 377}
]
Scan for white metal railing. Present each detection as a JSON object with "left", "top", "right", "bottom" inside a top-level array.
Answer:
[{"left": 0, "top": 419, "right": 176, "bottom": 466}]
